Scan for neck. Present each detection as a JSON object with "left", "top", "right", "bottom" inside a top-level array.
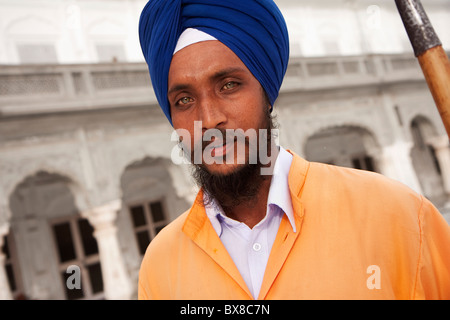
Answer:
[
  {"left": 222, "top": 146, "right": 279, "bottom": 229},
  {"left": 197, "top": 140, "right": 280, "bottom": 229},
  {"left": 223, "top": 177, "right": 272, "bottom": 229}
]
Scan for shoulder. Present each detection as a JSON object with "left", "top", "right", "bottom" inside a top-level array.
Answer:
[
  {"left": 309, "top": 161, "right": 421, "bottom": 202},
  {"left": 138, "top": 208, "right": 191, "bottom": 299},
  {"left": 301, "top": 161, "right": 425, "bottom": 230},
  {"left": 139, "top": 208, "right": 190, "bottom": 274},
  {"left": 288, "top": 150, "right": 420, "bottom": 205},
  {"left": 142, "top": 208, "right": 190, "bottom": 260},
  {"left": 287, "top": 151, "right": 425, "bottom": 226}
]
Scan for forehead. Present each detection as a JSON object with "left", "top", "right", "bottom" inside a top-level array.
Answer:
[{"left": 168, "top": 40, "right": 252, "bottom": 83}]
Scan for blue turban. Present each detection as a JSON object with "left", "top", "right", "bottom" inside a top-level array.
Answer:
[{"left": 139, "top": 0, "right": 290, "bottom": 126}]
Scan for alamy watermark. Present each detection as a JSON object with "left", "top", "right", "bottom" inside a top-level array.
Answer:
[
  {"left": 66, "top": 265, "right": 81, "bottom": 290},
  {"left": 366, "top": 265, "right": 381, "bottom": 290},
  {"left": 170, "top": 121, "right": 279, "bottom": 175},
  {"left": 64, "top": 263, "right": 381, "bottom": 292}
]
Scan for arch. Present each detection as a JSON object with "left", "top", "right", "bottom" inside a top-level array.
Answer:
[
  {"left": 409, "top": 115, "right": 445, "bottom": 205},
  {"left": 410, "top": 115, "right": 439, "bottom": 146},
  {"left": 304, "top": 124, "right": 381, "bottom": 172},
  {"left": 118, "top": 155, "right": 190, "bottom": 217},
  {"left": 8, "top": 171, "right": 87, "bottom": 220},
  {"left": 300, "top": 121, "right": 381, "bottom": 158},
  {"left": 117, "top": 156, "right": 190, "bottom": 277},
  {"left": 4, "top": 165, "right": 89, "bottom": 223},
  {"left": 86, "top": 18, "right": 126, "bottom": 36},
  {"left": 120, "top": 156, "right": 173, "bottom": 203},
  {"left": 7, "top": 170, "right": 107, "bottom": 300},
  {"left": 403, "top": 107, "right": 444, "bottom": 142},
  {"left": 5, "top": 15, "right": 59, "bottom": 36},
  {"left": 108, "top": 134, "right": 174, "bottom": 200}
]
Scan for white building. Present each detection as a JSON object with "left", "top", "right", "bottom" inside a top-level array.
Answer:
[{"left": 0, "top": 0, "right": 449, "bottom": 300}]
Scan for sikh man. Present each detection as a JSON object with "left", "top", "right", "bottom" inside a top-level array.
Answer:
[{"left": 138, "top": 0, "right": 450, "bottom": 299}]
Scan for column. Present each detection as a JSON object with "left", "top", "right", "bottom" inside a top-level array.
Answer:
[
  {"left": 83, "top": 200, "right": 132, "bottom": 300},
  {"left": 375, "top": 90, "right": 423, "bottom": 193},
  {"left": 0, "top": 224, "right": 13, "bottom": 300},
  {"left": 166, "top": 162, "right": 198, "bottom": 204},
  {"left": 378, "top": 141, "right": 423, "bottom": 194},
  {"left": 428, "top": 136, "right": 450, "bottom": 199}
]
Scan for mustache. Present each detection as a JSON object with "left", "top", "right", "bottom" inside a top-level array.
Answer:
[
  {"left": 200, "top": 128, "right": 252, "bottom": 152},
  {"left": 201, "top": 128, "right": 227, "bottom": 151},
  {"left": 178, "top": 128, "right": 254, "bottom": 157},
  {"left": 176, "top": 126, "right": 277, "bottom": 168}
]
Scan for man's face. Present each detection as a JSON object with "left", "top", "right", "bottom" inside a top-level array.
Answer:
[{"left": 168, "top": 40, "right": 270, "bottom": 176}]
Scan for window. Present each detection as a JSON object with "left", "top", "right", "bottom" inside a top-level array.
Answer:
[
  {"left": 51, "top": 216, "right": 103, "bottom": 300},
  {"left": 17, "top": 44, "right": 58, "bottom": 64},
  {"left": 428, "top": 145, "right": 442, "bottom": 175},
  {"left": 351, "top": 155, "right": 375, "bottom": 172},
  {"left": 1, "top": 234, "right": 24, "bottom": 299},
  {"left": 129, "top": 200, "right": 168, "bottom": 256}
]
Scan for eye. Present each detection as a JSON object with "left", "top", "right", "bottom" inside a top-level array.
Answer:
[
  {"left": 176, "top": 96, "right": 193, "bottom": 106},
  {"left": 222, "top": 81, "right": 238, "bottom": 91}
]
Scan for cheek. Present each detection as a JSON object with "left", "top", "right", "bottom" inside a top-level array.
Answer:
[
  {"left": 231, "top": 96, "right": 266, "bottom": 129},
  {"left": 171, "top": 114, "right": 182, "bottom": 130},
  {"left": 171, "top": 111, "right": 192, "bottom": 134},
  {"left": 172, "top": 120, "right": 202, "bottom": 153}
]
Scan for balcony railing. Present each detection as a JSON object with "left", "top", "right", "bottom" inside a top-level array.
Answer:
[
  {"left": 0, "top": 52, "right": 439, "bottom": 117},
  {"left": 281, "top": 53, "right": 424, "bottom": 91}
]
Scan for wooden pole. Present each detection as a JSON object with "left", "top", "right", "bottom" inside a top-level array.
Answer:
[{"left": 395, "top": 0, "right": 450, "bottom": 139}]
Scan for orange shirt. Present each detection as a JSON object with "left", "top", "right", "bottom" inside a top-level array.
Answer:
[{"left": 138, "top": 151, "right": 450, "bottom": 299}]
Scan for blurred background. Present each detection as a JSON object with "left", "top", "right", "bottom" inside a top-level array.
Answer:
[{"left": 0, "top": 0, "right": 449, "bottom": 300}]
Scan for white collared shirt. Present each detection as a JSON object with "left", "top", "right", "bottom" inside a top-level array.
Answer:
[{"left": 204, "top": 146, "right": 295, "bottom": 299}]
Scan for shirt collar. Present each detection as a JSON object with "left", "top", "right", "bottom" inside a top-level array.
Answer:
[
  {"left": 204, "top": 146, "right": 296, "bottom": 236},
  {"left": 204, "top": 195, "right": 226, "bottom": 237},
  {"left": 267, "top": 146, "right": 296, "bottom": 232}
]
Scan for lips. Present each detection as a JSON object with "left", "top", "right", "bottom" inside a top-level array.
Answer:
[
  {"left": 211, "top": 142, "right": 227, "bottom": 157},
  {"left": 205, "top": 139, "right": 235, "bottom": 158},
  {"left": 205, "top": 141, "right": 225, "bottom": 157}
]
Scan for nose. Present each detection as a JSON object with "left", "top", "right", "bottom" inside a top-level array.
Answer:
[{"left": 198, "top": 93, "right": 227, "bottom": 133}]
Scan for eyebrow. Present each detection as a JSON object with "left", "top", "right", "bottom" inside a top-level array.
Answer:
[
  {"left": 167, "top": 67, "right": 247, "bottom": 96},
  {"left": 211, "top": 67, "right": 246, "bottom": 81},
  {"left": 168, "top": 83, "right": 191, "bottom": 96}
]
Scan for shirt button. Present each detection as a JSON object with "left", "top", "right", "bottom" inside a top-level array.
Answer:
[{"left": 253, "top": 243, "right": 262, "bottom": 252}]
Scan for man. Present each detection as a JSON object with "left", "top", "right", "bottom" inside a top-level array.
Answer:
[{"left": 138, "top": 0, "right": 450, "bottom": 299}]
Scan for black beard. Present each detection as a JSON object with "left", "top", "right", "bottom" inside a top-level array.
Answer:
[
  {"left": 192, "top": 158, "right": 268, "bottom": 211},
  {"left": 191, "top": 113, "right": 277, "bottom": 213}
]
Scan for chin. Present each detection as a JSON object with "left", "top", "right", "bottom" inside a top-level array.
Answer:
[{"left": 202, "top": 162, "right": 247, "bottom": 177}]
